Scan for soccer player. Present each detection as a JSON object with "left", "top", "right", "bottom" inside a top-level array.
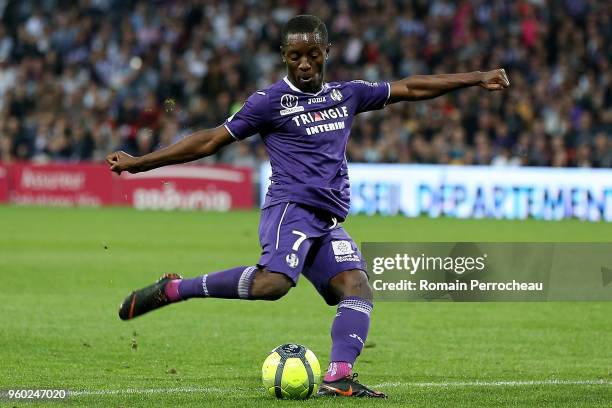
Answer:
[{"left": 106, "top": 15, "right": 509, "bottom": 398}]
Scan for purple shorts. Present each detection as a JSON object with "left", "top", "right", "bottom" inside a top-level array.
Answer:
[{"left": 258, "top": 202, "right": 366, "bottom": 304}]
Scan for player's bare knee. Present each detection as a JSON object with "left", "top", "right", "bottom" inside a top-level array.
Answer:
[
  {"left": 262, "top": 277, "right": 292, "bottom": 300},
  {"left": 329, "top": 269, "right": 373, "bottom": 301},
  {"left": 250, "top": 268, "right": 293, "bottom": 300}
]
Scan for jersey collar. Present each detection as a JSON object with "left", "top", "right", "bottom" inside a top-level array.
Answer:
[{"left": 283, "top": 76, "right": 327, "bottom": 96}]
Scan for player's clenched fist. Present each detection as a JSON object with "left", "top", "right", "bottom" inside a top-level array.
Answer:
[
  {"left": 105, "top": 151, "right": 140, "bottom": 175},
  {"left": 479, "top": 68, "right": 510, "bottom": 91}
]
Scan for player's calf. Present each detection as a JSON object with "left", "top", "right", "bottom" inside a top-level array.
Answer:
[
  {"left": 328, "top": 269, "right": 373, "bottom": 303},
  {"left": 171, "top": 266, "right": 292, "bottom": 301}
]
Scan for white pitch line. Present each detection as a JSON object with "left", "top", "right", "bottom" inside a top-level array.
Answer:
[
  {"left": 70, "top": 387, "right": 226, "bottom": 396},
  {"left": 69, "top": 380, "right": 610, "bottom": 397},
  {"left": 374, "top": 380, "right": 611, "bottom": 388}
]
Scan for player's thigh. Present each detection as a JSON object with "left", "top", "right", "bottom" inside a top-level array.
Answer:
[
  {"left": 302, "top": 226, "right": 368, "bottom": 305},
  {"left": 257, "top": 203, "right": 321, "bottom": 285}
]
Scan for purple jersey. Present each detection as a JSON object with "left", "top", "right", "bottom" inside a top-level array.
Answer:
[{"left": 224, "top": 76, "right": 390, "bottom": 220}]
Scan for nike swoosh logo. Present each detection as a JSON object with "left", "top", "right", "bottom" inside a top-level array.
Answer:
[
  {"left": 128, "top": 294, "right": 136, "bottom": 319},
  {"left": 325, "top": 385, "right": 352, "bottom": 396}
]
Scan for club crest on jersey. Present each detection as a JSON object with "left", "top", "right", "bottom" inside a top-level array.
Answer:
[
  {"left": 330, "top": 89, "right": 343, "bottom": 101},
  {"left": 286, "top": 253, "right": 299, "bottom": 268},
  {"left": 280, "top": 94, "right": 304, "bottom": 116}
]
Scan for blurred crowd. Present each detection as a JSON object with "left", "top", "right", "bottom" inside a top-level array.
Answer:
[{"left": 0, "top": 0, "right": 610, "bottom": 169}]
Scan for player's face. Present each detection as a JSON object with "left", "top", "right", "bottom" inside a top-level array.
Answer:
[{"left": 282, "top": 33, "right": 328, "bottom": 93}]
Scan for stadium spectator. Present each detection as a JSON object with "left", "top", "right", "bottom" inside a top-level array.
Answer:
[{"left": 0, "top": 0, "right": 609, "bottom": 169}]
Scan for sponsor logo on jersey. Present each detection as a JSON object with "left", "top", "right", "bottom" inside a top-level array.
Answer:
[
  {"left": 280, "top": 94, "right": 304, "bottom": 116},
  {"left": 291, "top": 106, "right": 349, "bottom": 127},
  {"left": 280, "top": 94, "right": 298, "bottom": 109},
  {"left": 308, "top": 96, "right": 326, "bottom": 104},
  {"left": 330, "top": 88, "right": 343, "bottom": 101},
  {"left": 305, "top": 121, "right": 345, "bottom": 135}
]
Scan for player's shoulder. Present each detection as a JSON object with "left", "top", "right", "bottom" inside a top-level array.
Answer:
[
  {"left": 345, "top": 79, "right": 388, "bottom": 89},
  {"left": 325, "top": 79, "right": 387, "bottom": 94},
  {"left": 324, "top": 80, "right": 359, "bottom": 90},
  {"left": 247, "top": 88, "right": 272, "bottom": 101},
  {"left": 245, "top": 79, "right": 290, "bottom": 105},
  {"left": 242, "top": 85, "right": 276, "bottom": 113}
]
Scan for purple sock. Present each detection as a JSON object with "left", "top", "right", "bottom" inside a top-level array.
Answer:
[
  {"left": 325, "top": 296, "right": 372, "bottom": 381},
  {"left": 166, "top": 266, "right": 258, "bottom": 300}
]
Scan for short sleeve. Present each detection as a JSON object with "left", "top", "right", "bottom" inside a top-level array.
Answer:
[
  {"left": 348, "top": 80, "right": 391, "bottom": 114},
  {"left": 224, "top": 91, "right": 269, "bottom": 140}
]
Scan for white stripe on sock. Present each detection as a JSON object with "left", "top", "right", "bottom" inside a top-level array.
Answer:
[
  {"left": 338, "top": 298, "right": 373, "bottom": 316},
  {"left": 238, "top": 266, "right": 257, "bottom": 299},
  {"left": 201, "top": 275, "right": 209, "bottom": 297}
]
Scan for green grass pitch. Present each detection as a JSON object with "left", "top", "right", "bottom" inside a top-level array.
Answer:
[{"left": 0, "top": 205, "right": 610, "bottom": 407}]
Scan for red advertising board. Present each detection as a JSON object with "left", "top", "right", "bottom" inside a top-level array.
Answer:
[
  {"left": 8, "top": 163, "right": 114, "bottom": 207},
  {"left": 0, "top": 164, "right": 8, "bottom": 203},
  {"left": 1, "top": 163, "right": 253, "bottom": 210},
  {"left": 116, "top": 165, "right": 253, "bottom": 211}
]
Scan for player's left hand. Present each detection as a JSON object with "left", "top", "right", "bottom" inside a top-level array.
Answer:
[{"left": 479, "top": 69, "right": 510, "bottom": 91}]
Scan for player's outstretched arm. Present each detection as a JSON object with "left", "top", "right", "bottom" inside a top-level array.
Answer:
[
  {"left": 105, "top": 125, "right": 234, "bottom": 174},
  {"left": 387, "top": 69, "right": 509, "bottom": 103}
]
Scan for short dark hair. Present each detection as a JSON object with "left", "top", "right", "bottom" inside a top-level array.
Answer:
[{"left": 281, "top": 15, "right": 328, "bottom": 46}]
